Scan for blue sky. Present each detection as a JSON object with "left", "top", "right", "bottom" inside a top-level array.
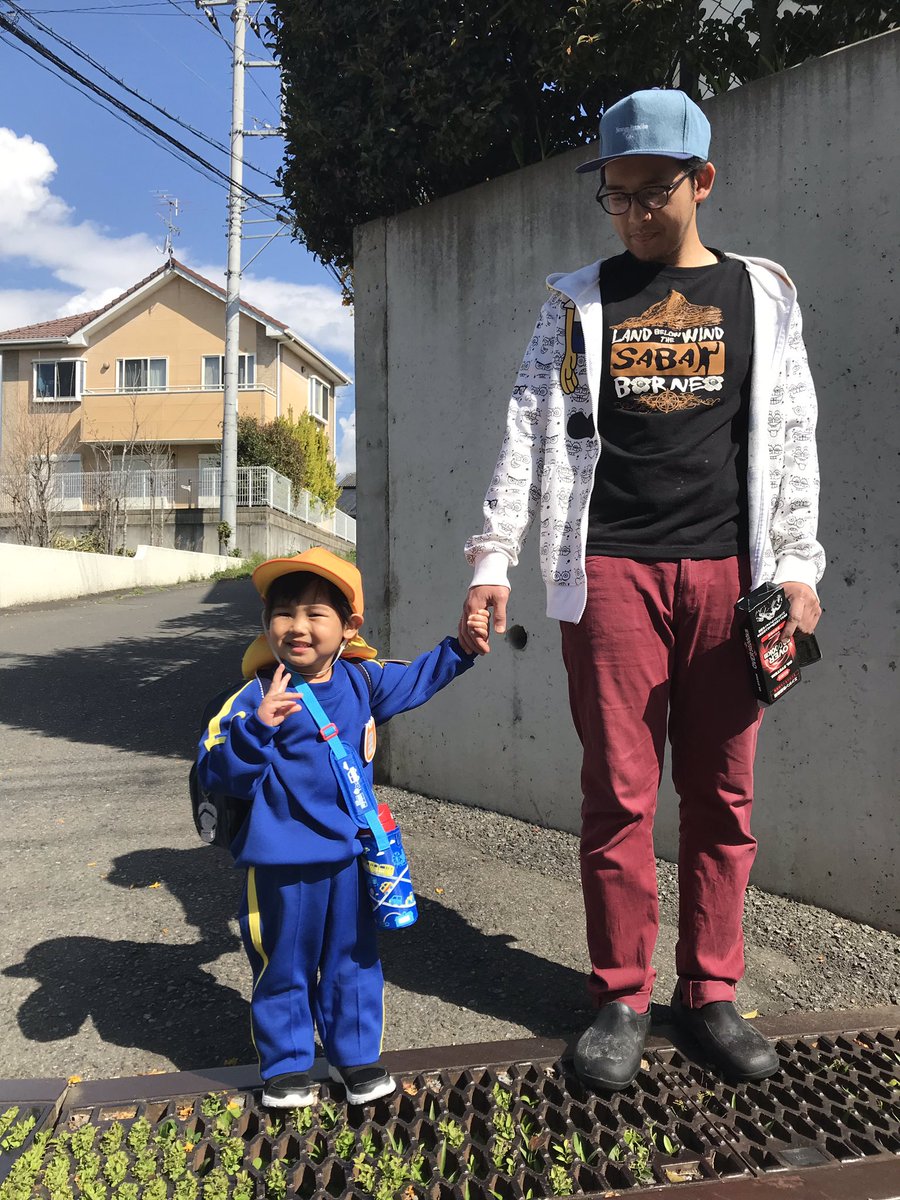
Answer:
[{"left": 0, "top": 0, "right": 356, "bottom": 472}]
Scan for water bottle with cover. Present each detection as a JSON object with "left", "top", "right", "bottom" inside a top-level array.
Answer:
[{"left": 361, "top": 802, "right": 418, "bottom": 929}]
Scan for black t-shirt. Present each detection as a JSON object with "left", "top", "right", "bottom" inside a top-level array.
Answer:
[{"left": 586, "top": 249, "right": 753, "bottom": 559}]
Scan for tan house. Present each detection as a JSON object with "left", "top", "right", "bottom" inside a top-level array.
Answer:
[{"left": 0, "top": 258, "right": 351, "bottom": 491}]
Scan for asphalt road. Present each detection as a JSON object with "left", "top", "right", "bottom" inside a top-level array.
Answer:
[{"left": 1, "top": 579, "right": 897, "bottom": 1082}]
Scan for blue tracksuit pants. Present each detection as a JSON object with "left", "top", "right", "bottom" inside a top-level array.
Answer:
[{"left": 239, "top": 858, "right": 384, "bottom": 1079}]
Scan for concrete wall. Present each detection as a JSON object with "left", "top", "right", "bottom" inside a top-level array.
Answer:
[
  {"left": 0, "top": 543, "right": 240, "bottom": 608},
  {"left": 354, "top": 33, "right": 900, "bottom": 931}
]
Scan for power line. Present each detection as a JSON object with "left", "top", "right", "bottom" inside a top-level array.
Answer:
[
  {"left": 162, "top": 0, "right": 281, "bottom": 118},
  {"left": 0, "top": 10, "right": 286, "bottom": 217},
  {"left": 5, "top": 0, "right": 278, "bottom": 183},
  {"left": 0, "top": 24, "right": 240, "bottom": 194}
]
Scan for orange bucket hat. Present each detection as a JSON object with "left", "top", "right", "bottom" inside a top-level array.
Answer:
[{"left": 241, "top": 547, "right": 378, "bottom": 678}]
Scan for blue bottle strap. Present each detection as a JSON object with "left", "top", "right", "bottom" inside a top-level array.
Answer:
[{"left": 293, "top": 679, "right": 389, "bottom": 850}]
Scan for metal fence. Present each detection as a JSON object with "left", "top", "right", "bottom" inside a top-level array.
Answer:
[{"left": 0, "top": 465, "right": 356, "bottom": 544}]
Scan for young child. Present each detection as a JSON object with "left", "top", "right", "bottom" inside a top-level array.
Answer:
[{"left": 197, "top": 547, "right": 489, "bottom": 1108}]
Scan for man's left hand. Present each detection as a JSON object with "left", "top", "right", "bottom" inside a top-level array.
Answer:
[{"left": 781, "top": 581, "right": 822, "bottom": 642}]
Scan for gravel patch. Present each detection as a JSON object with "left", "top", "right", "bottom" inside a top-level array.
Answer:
[{"left": 382, "top": 784, "right": 900, "bottom": 1015}]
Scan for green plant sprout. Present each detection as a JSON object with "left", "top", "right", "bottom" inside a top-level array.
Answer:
[
  {"left": 264, "top": 1158, "right": 287, "bottom": 1200},
  {"left": 200, "top": 1095, "right": 225, "bottom": 1120},
  {"left": 173, "top": 1177, "right": 199, "bottom": 1200},
  {"left": 126, "top": 1119, "right": 152, "bottom": 1156},
  {"left": 161, "top": 1137, "right": 188, "bottom": 1182},
  {"left": 0, "top": 1129, "right": 52, "bottom": 1200},
  {"left": 102, "top": 1150, "right": 129, "bottom": 1189},
  {"left": 0, "top": 1111, "right": 37, "bottom": 1153},
  {"left": 317, "top": 1101, "right": 339, "bottom": 1131},
  {"left": 0, "top": 1109, "right": 20, "bottom": 1143},
  {"left": 78, "top": 1179, "right": 107, "bottom": 1200},
  {"left": 264, "top": 1116, "right": 283, "bottom": 1138},
  {"left": 334, "top": 1124, "right": 355, "bottom": 1160},
  {"left": 647, "top": 1121, "right": 679, "bottom": 1156},
  {"left": 130, "top": 1149, "right": 157, "bottom": 1184},
  {"left": 549, "top": 1162, "right": 573, "bottom": 1196},
  {"left": 289, "top": 1106, "right": 313, "bottom": 1133},
  {"left": 142, "top": 1179, "right": 166, "bottom": 1200},
  {"left": 43, "top": 1140, "right": 74, "bottom": 1200},
  {"left": 99, "top": 1123, "right": 125, "bottom": 1155},
  {"left": 612, "top": 1128, "right": 654, "bottom": 1185},
  {"left": 231, "top": 1171, "right": 253, "bottom": 1200},
  {"left": 201, "top": 1166, "right": 229, "bottom": 1200},
  {"left": 218, "top": 1136, "right": 245, "bottom": 1176},
  {"left": 116, "top": 1183, "right": 139, "bottom": 1200}
]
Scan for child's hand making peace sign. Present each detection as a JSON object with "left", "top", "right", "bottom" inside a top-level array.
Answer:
[{"left": 257, "top": 664, "right": 303, "bottom": 727}]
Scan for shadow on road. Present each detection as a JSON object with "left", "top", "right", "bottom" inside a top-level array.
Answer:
[
  {"left": 0, "top": 578, "right": 261, "bottom": 760},
  {"left": 2, "top": 845, "right": 251, "bottom": 1071},
  {"left": 380, "top": 894, "right": 595, "bottom": 1040},
  {"left": 4, "top": 847, "right": 593, "bottom": 1068}
]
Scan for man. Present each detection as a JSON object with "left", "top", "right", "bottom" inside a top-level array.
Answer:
[{"left": 458, "top": 89, "right": 824, "bottom": 1090}]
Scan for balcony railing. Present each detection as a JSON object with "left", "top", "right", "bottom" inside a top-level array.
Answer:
[{"left": 0, "top": 466, "right": 356, "bottom": 545}]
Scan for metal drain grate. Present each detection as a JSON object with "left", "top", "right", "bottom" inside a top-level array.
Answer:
[
  {"left": 8, "top": 1016, "right": 900, "bottom": 1199},
  {"left": 656, "top": 1026, "right": 900, "bottom": 1177},
  {"left": 0, "top": 1083, "right": 66, "bottom": 1189}
]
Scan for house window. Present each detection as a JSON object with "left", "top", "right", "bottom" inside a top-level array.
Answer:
[
  {"left": 309, "top": 376, "right": 330, "bottom": 422},
  {"left": 116, "top": 357, "right": 167, "bottom": 391},
  {"left": 202, "top": 354, "right": 255, "bottom": 387},
  {"left": 33, "top": 360, "right": 83, "bottom": 401}
]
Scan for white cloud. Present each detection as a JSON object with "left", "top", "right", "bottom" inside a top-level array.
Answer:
[
  {"left": 337, "top": 409, "right": 356, "bottom": 477},
  {"left": 0, "top": 128, "right": 160, "bottom": 303},
  {"left": 236, "top": 274, "right": 354, "bottom": 363},
  {"left": 0, "top": 128, "right": 355, "bottom": 366}
]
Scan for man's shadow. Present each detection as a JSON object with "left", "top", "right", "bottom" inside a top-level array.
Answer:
[{"left": 378, "top": 894, "right": 595, "bottom": 1039}]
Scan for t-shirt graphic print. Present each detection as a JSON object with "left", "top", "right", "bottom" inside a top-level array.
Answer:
[
  {"left": 586, "top": 250, "right": 754, "bottom": 560},
  {"left": 610, "top": 289, "right": 725, "bottom": 414}
]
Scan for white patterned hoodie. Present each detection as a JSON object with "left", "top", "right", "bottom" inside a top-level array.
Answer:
[{"left": 465, "top": 254, "right": 825, "bottom": 623}]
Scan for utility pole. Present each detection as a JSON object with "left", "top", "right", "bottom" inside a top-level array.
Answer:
[
  {"left": 220, "top": 0, "right": 246, "bottom": 553},
  {"left": 197, "top": 0, "right": 283, "bottom": 553}
]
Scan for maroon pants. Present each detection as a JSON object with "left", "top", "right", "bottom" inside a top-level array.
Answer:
[{"left": 560, "top": 555, "right": 762, "bottom": 1011}]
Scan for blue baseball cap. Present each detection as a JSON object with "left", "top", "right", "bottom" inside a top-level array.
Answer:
[{"left": 576, "top": 88, "right": 711, "bottom": 174}]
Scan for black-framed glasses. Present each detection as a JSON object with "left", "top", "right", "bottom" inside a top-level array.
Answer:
[{"left": 596, "top": 168, "right": 696, "bottom": 215}]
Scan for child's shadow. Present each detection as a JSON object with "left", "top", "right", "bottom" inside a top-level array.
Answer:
[{"left": 3, "top": 847, "right": 253, "bottom": 1071}]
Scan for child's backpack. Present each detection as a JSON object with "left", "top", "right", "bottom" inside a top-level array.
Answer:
[
  {"left": 190, "top": 661, "right": 377, "bottom": 850},
  {"left": 190, "top": 684, "right": 252, "bottom": 848}
]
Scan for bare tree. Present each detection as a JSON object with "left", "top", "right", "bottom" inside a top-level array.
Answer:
[
  {"left": 135, "top": 438, "right": 174, "bottom": 546},
  {"left": 0, "top": 403, "right": 77, "bottom": 546},
  {"left": 84, "top": 395, "right": 144, "bottom": 554}
]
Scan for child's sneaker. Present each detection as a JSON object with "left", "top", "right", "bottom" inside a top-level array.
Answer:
[
  {"left": 261, "top": 1072, "right": 317, "bottom": 1108},
  {"left": 328, "top": 1063, "right": 396, "bottom": 1104}
]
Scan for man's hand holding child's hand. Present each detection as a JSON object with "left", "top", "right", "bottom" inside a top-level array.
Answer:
[
  {"left": 463, "top": 607, "right": 492, "bottom": 656},
  {"left": 258, "top": 664, "right": 303, "bottom": 727}
]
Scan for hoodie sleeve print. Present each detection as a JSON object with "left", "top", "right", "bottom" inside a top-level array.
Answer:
[
  {"left": 769, "top": 304, "right": 826, "bottom": 590},
  {"left": 367, "top": 637, "right": 477, "bottom": 725},
  {"left": 197, "top": 681, "right": 280, "bottom": 799},
  {"left": 464, "top": 292, "right": 562, "bottom": 588}
]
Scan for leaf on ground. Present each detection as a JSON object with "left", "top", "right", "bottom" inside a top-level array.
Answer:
[
  {"left": 435, "top": 887, "right": 445, "bottom": 895},
  {"left": 148, "top": 881, "right": 162, "bottom": 889},
  {"left": 401, "top": 1081, "right": 418, "bottom": 1095},
  {"left": 741, "top": 1010, "right": 759, "bottom": 1019},
  {"left": 176, "top": 1105, "right": 193, "bottom": 1119},
  {"left": 67, "top": 1074, "right": 82, "bottom": 1085},
  {"left": 224, "top": 1058, "right": 239, "bottom": 1066}
]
